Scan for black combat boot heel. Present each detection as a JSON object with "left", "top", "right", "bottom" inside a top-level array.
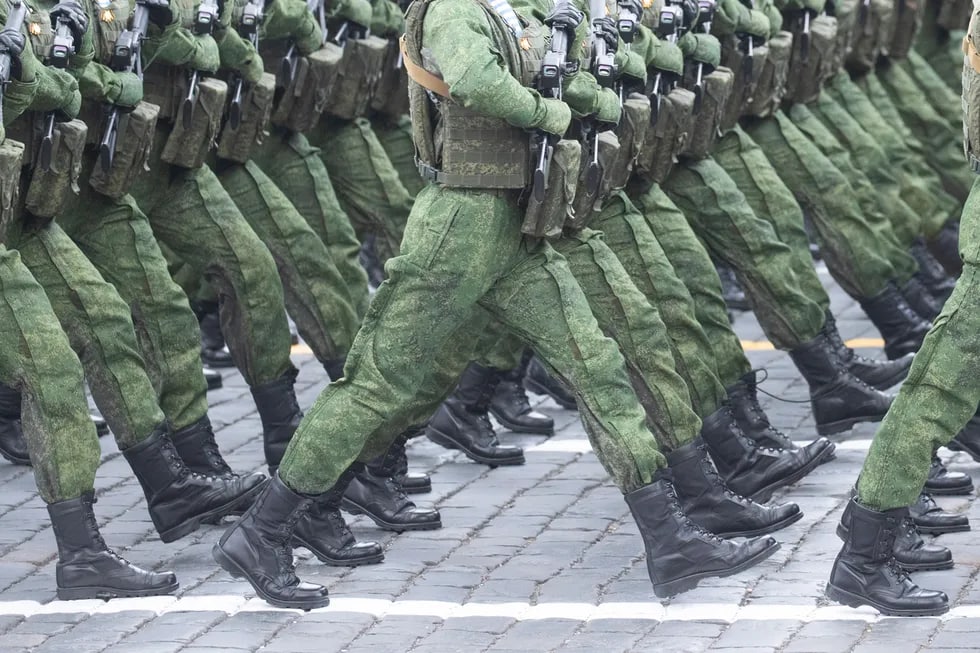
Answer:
[
  {"left": 821, "top": 313, "right": 912, "bottom": 391},
  {"left": 826, "top": 499, "right": 948, "bottom": 616},
  {"left": 859, "top": 283, "right": 932, "bottom": 359},
  {"left": 293, "top": 467, "right": 384, "bottom": 566},
  {"left": 368, "top": 427, "right": 431, "bottom": 494},
  {"left": 490, "top": 353, "right": 554, "bottom": 435},
  {"left": 123, "top": 426, "right": 265, "bottom": 542},
  {"left": 523, "top": 356, "right": 577, "bottom": 410},
  {"left": 666, "top": 439, "right": 802, "bottom": 538},
  {"left": 0, "top": 383, "right": 31, "bottom": 465},
  {"left": 250, "top": 368, "right": 303, "bottom": 473},
  {"left": 788, "top": 334, "right": 893, "bottom": 436},
  {"left": 49, "top": 492, "right": 178, "bottom": 600},
  {"left": 213, "top": 475, "right": 330, "bottom": 609},
  {"left": 626, "top": 475, "right": 779, "bottom": 598},
  {"left": 700, "top": 406, "right": 835, "bottom": 503},
  {"left": 193, "top": 300, "right": 235, "bottom": 368}
]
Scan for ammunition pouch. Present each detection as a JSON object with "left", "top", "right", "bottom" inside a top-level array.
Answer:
[
  {"left": 160, "top": 77, "right": 227, "bottom": 170},
  {"left": 745, "top": 33, "right": 791, "bottom": 118},
  {"left": 635, "top": 85, "right": 695, "bottom": 183},
  {"left": 521, "top": 138, "right": 580, "bottom": 239},
  {"left": 718, "top": 37, "right": 767, "bottom": 129},
  {"left": 961, "top": 17, "right": 980, "bottom": 172},
  {"left": 268, "top": 43, "right": 343, "bottom": 133},
  {"left": 846, "top": 0, "right": 892, "bottom": 74},
  {"left": 326, "top": 36, "right": 388, "bottom": 120},
  {"left": 785, "top": 15, "right": 838, "bottom": 105},
  {"left": 23, "top": 119, "right": 86, "bottom": 219},
  {"left": 606, "top": 94, "right": 650, "bottom": 191},
  {"left": 889, "top": 0, "right": 922, "bottom": 58},
  {"left": 569, "top": 130, "right": 619, "bottom": 230},
  {"left": 682, "top": 66, "right": 734, "bottom": 160},
  {"left": 88, "top": 101, "right": 160, "bottom": 198},
  {"left": 0, "top": 139, "right": 24, "bottom": 243},
  {"left": 217, "top": 72, "right": 276, "bottom": 164},
  {"left": 370, "top": 39, "right": 410, "bottom": 119}
]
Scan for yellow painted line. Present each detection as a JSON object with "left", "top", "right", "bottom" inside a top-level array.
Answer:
[{"left": 741, "top": 337, "right": 885, "bottom": 351}]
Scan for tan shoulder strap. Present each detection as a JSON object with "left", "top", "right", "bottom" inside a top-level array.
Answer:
[
  {"left": 963, "top": 12, "right": 980, "bottom": 74},
  {"left": 399, "top": 35, "right": 451, "bottom": 98}
]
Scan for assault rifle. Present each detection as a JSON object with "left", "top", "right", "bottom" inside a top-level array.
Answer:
[
  {"left": 183, "top": 0, "right": 220, "bottom": 128},
  {"left": 98, "top": 0, "right": 151, "bottom": 171},
  {"left": 691, "top": 0, "right": 715, "bottom": 112},
  {"left": 582, "top": 0, "right": 618, "bottom": 196},
  {"left": 0, "top": 0, "right": 27, "bottom": 126},
  {"left": 648, "top": 0, "right": 685, "bottom": 125},
  {"left": 532, "top": 0, "right": 574, "bottom": 202},
  {"left": 617, "top": 0, "right": 639, "bottom": 47},
  {"left": 278, "top": 0, "right": 327, "bottom": 88},
  {"left": 228, "top": 0, "right": 264, "bottom": 128},
  {"left": 39, "top": 15, "right": 75, "bottom": 169}
]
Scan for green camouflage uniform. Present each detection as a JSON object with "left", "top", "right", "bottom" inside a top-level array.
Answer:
[{"left": 278, "top": 0, "right": 668, "bottom": 495}]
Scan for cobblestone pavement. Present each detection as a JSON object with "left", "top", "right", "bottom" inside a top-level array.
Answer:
[{"left": 1, "top": 266, "right": 978, "bottom": 653}]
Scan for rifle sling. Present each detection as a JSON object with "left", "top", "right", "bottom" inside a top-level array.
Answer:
[{"left": 399, "top": 35, "right": 451, "bottom": 98}]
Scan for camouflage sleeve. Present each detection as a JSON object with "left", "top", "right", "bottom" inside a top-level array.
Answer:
[
  {"left": 262, "top": 0, "right": 323, "bottom": 53},
  {"left": 563, "top": 69, "right": 620, "bottom": 122},
  {"left": 3, "top": 77, "right": 39, "bottom": 124},
  {"left": 214, "top": 25, "right": 263, "bottom": 80},
  {"left": 423, "top": 0, "right": 571, "bottom": 135},
  {"left": 143, "top": 3, "right": 221, "bottom": 71},
  {"left": 639, "top": 26, "right": 683, "bottom": 74},
  {"left": 369, "top": 0, "right": 405, "bottom": 37},
  {"left": 27, "top": 66, "right": 81, "bottom": 116},
  {"left": 325, "top": 0, "right": 372, "bottom": 28},
  {"left": 755, "top": 0, "right": 784, "bottom": 36}
]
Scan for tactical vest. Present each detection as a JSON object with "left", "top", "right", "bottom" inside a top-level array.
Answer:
[
  {"left": 745, "top": 33, "right": 790, "bottom": 119},
  {"left": 263, "top": 37, "right": 344, "bottom": 132},
  {"left": 682, "top": 65, "right": 734, "bottom": 159},
  {"left": 325, "top": 34, "right": 388, "bottom": 120},
  {"left": 960, "top": 5, "right": 980, "bottom": 172},
  {"left": 784, "top": 14, "right": 838, "bottom": 105},
  {"left": 403, "top": 0, "right": 546, "bottom": 189},
  {"left": 718, "top": 36, "right": 769, "bottom": 129},
  {"left": 846, "top": 0, "right": 893, "bottom": 73},
  {"left": 635, "top": 85, "right": 695, "bottom": 183}
]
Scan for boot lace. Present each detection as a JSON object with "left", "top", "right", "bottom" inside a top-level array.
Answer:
[
  {"left": 163, "top": 444, "right": 222, "bottom": 482},
  {"left": 697, "top": 444, "right": 753, "bottom": 506},
  {"left": 498, "top": 380, "right": 533, "bottom": 414},
  {"left": 666, "top": 483, "right": 724, "bottom": 543}
]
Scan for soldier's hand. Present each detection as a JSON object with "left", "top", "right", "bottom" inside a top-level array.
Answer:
[
  {"left": 0, "top": 28, "right": 26, "bottom": 80},
  {"left": 538, "top": 97, "right": 572, "bottom": 136},
  {"left": 737, "top": 8, "right": 771, "bottom": 39},
  {"left": 781, "top": 0, "right": 826, "bottom": 14},
  {"left": 594, "top": 86, "right": 621, "bottom": 128},
  {"left": 107, "top": 70, "right": 143, "bottom": 107},
  {"left": 141, "top": 0, "right": 175, "bottom": 29},
  {"left": 545, "top": 3, "right": 584, "bottom": 40},
  {"left": 593, "top": 16, "right": 620, "bottom": 54},
  {"left": 678, "top": 31, "right": 719, "bottom": 66},
  {"left": 50, "top": 0, "right": 88, "bottom": 44},
  {"left": 649, "top": 37, "right": 683, "bottom": 75}
]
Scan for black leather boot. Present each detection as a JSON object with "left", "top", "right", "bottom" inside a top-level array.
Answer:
[
  {"left": 368, "top": 427, "right": 431, "bottom": 494},
  {"left": 900, "top": 276, "right": 943, "bottom": 321},
  {"left": 821, "top": 313, "right": 912, "bottom": 391},
  {"left": 945, "top": 409, "right": 980, "bottom": 462},
  {"left": 203, "top": 366, "right": 222, "bottom": 391},
  {"left": 342, "top": 464, "right": 441, "bottom": 532},
  {"left": 826, "top": 499, "right": 948, "bottom": 616},
  {"left": 213, "top": 474, "right": 330, "bottom": 609},
  {"left": 700, "top": 406, "right": 835, "bottom": 503},
  {"left": 626, "top": 475, "right": 779, "bottom": 598},
  {"left": 90, "top": 411, "right": 110, "bottom": 437},
  {"left": 716, "top": 261, "right": 750, "bottom": 311},
  {"left": 193, "top": 300, "right": 235, "bottom": 369},
  {"left": 292, "top": 467, "right": 384, "bottom": 566},
  {"left": 666, "top": 439, "right": 802, "bottom": 538},
  {"left": 910, "top": 492, "right": 970, "bottom": 535},
  {"left": 49, "top": 492, "right": 178, "bottom": 600},
  {"left": 927, "top": 219, "right": 962, "bottom": 277},
  {"left": 324, "top": 358, "right": 346, "bottom": 382},
  {"left": 924, "top": 456, "right": 973, "bottom": 496},
  {"left": 837, "top": 501, "right": 952, "bottom": 572},
  {"left": 250, "top": 368, "right": 303, "bottom": 473},
  {"left": 427, "top": 363, "right": 524, "bottom": 466},
  {"left": 788, "top": 333, "right": 894, "bottom": 436},
  {"left": 0, "top": 383, "right": 30, "bottom": 465},
  {"left": 523, "top": 357, "right": 577, "bottom": 410},
  {"left": 123, "top": 426, "right": 266, "bottom": 543},
  {"left": 490, "top": 358, "right": 554, "bottom": 435},
  {"left": 171, "top": 416, "right": 235, "bottom": 477},
  {"left": 859, "top": 284, "right": 932, "bottom": 359},
  {"left": 725, "top": 371, "right": 796, "bottom": 450},
  {"left": 910, "top": 238, "right": 956, "bottom": 303}
]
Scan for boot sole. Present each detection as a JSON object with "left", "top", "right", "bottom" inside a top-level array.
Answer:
[
  {"left": 825, "top": 583, "right": 949, "bottom": 617},
  {"left": 835, "top": 525, "right": 956, "bottom": 572},
  {"left": 653, "top": 540, "right": 780, "bottom": 598},
  {"left": 427, "top": 428, "right": 525, "bottom": 467},
  {"left": 488, "top": 408, "right": 555, "bottom": 436},
  {"left": 716, "top": 508, "right": 804, "bottom": 539},
  {"left": 57, "top": 580, "right": 179, "bottom": 601},
  {"left": 923, "top": 483, "right": 975, "bottom": 497},
  {"left": 0, "top": 448, "right": 31, "bottom": 466},
  {"left": 158, "top": 481, "right": 266, "bottom": 544},
  {"left": 402, "top": 484, "right": 432, "bottom": 495},
  {"left": 340, "top": 497, "right": 442, "bottom": 532},
  {"left": 292, "top": 536, "right": 385, "bottom": 567},
  {"left": 817, "top": 413, "right": 886, "bottom": 437},
  {"left": 212, "top": 544, "right": 330, "bottom": 610},
  {"left": 523, "top": 378, "right": 577, "bottom": 410},
  {"left": 746, "top": 443, "right": 837, "bottom": 504},
  {"left": 914, "top": 522, "right": 971, "bottom": 536}
]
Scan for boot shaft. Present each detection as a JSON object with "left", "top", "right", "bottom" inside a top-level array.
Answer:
[
  {"left": 789, "top": 333, "right": 843, "bottom": 388},
  {"left": 0, "top": 383, "right": 20, "bottom": 419},
  {"left": 699, "top": 406, "right": 753, "bottom": 476},
  {"left": 171, "top": 416, "right": 233, "bottom": 476},
  {"left": 839, "top": 499, "right": 907, "bottom": 566},
  {"left": 859, "top": 284, "right": 931, "bottom": 338},
  {"left": 250, "top": 369, "right": 303, "bottom": 433},
  {"left": 47, "top": 492, "right": 107, "bottom": 562},
  {"left": 122, "top": 425, "right": 188, "bottom": 497},
  {"left": 453, "top": 363, "right": 501, "bottom": 412},
  {"left": 240, "top": 474, "right": 314, "bottom": 544}
]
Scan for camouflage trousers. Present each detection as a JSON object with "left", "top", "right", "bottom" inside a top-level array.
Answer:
[
  {"left": 0, "top": 244, "right": 100, "bottom": 503},
  {"left": 307, "top": 117, "right": 414, "bottom": 263},
  {"left": 661, "top": 155, "right": 826, "bottom": 350},
  {"left": 215, "top": 156, "right": 360, "bottom": 364},
  {"left": 825, "top": 70, "right": 959, "bottom": 239},
  {"left": 251, "top": 128, "right": 370, "bottom": 320},
  {"left": 278, "top": 184, "right": 665, "bottom": 495},
  {"left": 10, "top": 215, "right": 166, "bottom": 448},
  {"left": 740, "top": 114, "right": 916, "bottom": 298},
  {"left": 373, "top": 114, "right": 426, "bottom": 198},
  {"left": 858, "top": 177, "right": 980, "bottom": 510},
  {"left": 913, "top": 8, "right": 964, "bottom": 92},
  {"left": 129, "top": 126, "right": 294, "bottom": 388}
]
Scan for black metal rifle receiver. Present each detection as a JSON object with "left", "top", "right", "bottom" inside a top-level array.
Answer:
[
  {"left": 532, "top": 0, "right": 573, "bottom": 203},
  {"left": 39, "top": 15, "right": 75, "bottom": 170},
  {"left": 0, "top": 0, "right": 28, "bottom": 126},
  {"left": 229, "top": 0, "right": 263, "bottom": 129}
]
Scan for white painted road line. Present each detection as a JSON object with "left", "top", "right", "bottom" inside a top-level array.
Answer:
[{"left": 527, "top": 439, "right": 878, "bottom": 454}]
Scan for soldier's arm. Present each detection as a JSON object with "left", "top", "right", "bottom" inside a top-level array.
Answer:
[
  {"left": 423, "top": 0, "right": 570, "bottom": 135},
  {"left": 73, "top": 0, "right": 141, "bottom": 104},
  {"left": 2, "top": 39, "right": 39, "bottom": 123},
  {"left": 262, "top": 0, "right": 322, "bottom": 52},
  {"left": 141, "top": 1, "right": 220, "bottom": 71},
  {"left": 213, "top": 7, "right": 263, "bottom": 81},
  {"left": 369, "top": 0, "right": 403, "bottom": 37}
]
